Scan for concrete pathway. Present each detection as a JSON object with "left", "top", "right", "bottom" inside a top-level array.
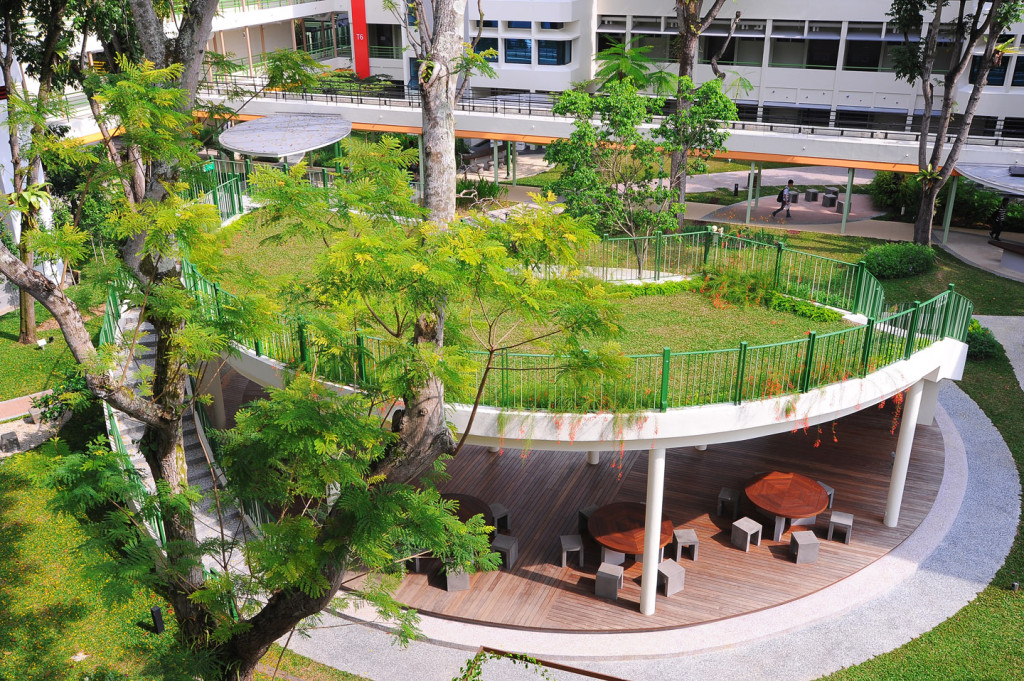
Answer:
[
  {"left": 975, "top": 316, "right": 1024, "bottom": 390},
  {"left": 938, "top": 229, "right": 1024, "bottom": 284},
  {"left": 0, "top": 391, "right": 50, "bottom": 421},
  {"left": 685, "top": 166, "right": 875, "bottom": 195},
  {"left": 286, "top": 381, "right": 1019, "bottom": 680}
]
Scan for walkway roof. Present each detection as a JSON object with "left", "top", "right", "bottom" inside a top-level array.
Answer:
[
  {"left": 955, "top": 163, "right": 1024, "bottom": 196},
  {"left": 218, "top": 113, "right": 352, "bottom": 159}
]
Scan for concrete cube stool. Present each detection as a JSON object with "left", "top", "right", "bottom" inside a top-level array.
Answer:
[
  {"left": 828, "top": 511, "right": 854, "bottom": 544},
  {"left": 560, "top": 534, "right": 584, "bottom": 568},
  {"left": 657, "top": 559, "right": 686, "bottom": 596},
  {"left": 0, "top": 431, "right": 19, "bottom": 453},
  {"left": 600, "top": 546, "right": 626, "bottom": 566},
  {"left": 717, "top": 487, "right": 741, "bottom": 519},
  {"left": 489, "top": 502, "right": 510, "bottom": 531},
  {"left": 824, "top": 186, "right": 840, "bottom": 195},
  {"left": 789, "top": 192, "right": 799, "bottom": 204},
  {"left": 673, "top": 528, "right": 699, "bottom": 561},
  {"left": 731, "top": 516, "right": 762, "bottom": 552},
  {"left": 835, "top": 200, "right": 846, "bottom": 214},
  {"left": 445, "top": 569, "right": 470, "bottom": 592},
  {"left": 492, "top": 534, "right": 519, "bottom": 570},
  {"left": 817, "top": 481, "right": 835, "bottom": 509},
  {"left": 822, "top": 194, "right": 838, "bottom": 208},
  {"left": 595, "top": 562, "right": 624, "bottom": 600},
  {"left": 578, "top": 504, "right": 599, "bottom": 535},
  {"left": 804, "top": 189, "right": 819, "bottom": 202},
  {"left": 790, "top": 530, "right": 820, "bottom": 564}
]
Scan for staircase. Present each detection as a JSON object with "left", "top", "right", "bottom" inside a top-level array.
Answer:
[{"left": 110, "top": 308, "right": 248, "bottom": 575}]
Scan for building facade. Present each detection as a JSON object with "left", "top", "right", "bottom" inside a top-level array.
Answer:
[{"left": 188, "top": 0, "right": 1024, "bottom": 138}]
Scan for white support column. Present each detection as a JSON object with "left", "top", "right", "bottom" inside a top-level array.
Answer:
[
  {"left": 942, "top": 175, "right": 959, "bottom": 245},
  {"left": 744, "top": 161, "right": 756, "bottom": 225},
  {"left": 841, "top": 167, "right": 855, "bottom": 235},
  {"left": 587, "top": 451, "right": 600, "bottom": 465},
  {"left": 884, "top": 380, "right": 925, "bottom": 528},
  {"left": 639, "top": 447, "right": 667, "bottom": 616}
]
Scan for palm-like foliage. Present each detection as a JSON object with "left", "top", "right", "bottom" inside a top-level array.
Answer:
[{"left": 594, "top": 39, "right": 678, "bottom": 95}]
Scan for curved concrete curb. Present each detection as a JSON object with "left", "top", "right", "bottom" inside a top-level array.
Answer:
[{"left": 289, "top": 381, "right": 1019, "bottom": 680}]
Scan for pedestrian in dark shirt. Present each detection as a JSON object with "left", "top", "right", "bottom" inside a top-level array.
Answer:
[{"left": 990, "top": 197, "right": 1009, "bottom": 241}]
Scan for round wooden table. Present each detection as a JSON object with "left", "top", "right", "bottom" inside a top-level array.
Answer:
[
  {"left": 588, "top": 502, "right": 673, "bottom": 558},
  {"left": 442, "top": 493, "right": 495, "bottom": 526},
  {"left": 744, "top": 471, "right": 830, "bottom": 541}
]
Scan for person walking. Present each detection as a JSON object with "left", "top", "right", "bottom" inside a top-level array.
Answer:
[
  {"left": 772, "top": 179, "right": 795, "bottom": 219},
  {"left": 990, "top": 197, "right": 1009, "bottom": 241}
]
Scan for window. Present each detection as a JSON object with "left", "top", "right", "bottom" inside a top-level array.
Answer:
[
  {"left": 507, "top": 21, "right": 531, "bottom": 29},
  {"left": 736, "top": 104, "right": 758, "bottom": 122},
  {"left": 969, "top": 115, "right": 998, "bottom": 137},
  {"left": 540, "top": 22, "right": 564, "bottom": 30},
  {"left": 475, "top": 20, "right": 497, "bottom": 28},
  {"left": 1003, "top": 117, "right": 1024, "bottom": 138},
  {"left": 538, "top": 39, "right": 571, "bottom": 65},
  {"left": 844, "top": 41, "right": 882, "bottom": 70},
  {"left": 475, "top": 37, "right": 498, "bottom": 62},
  {"left": 504, "top": 38, "right": 532, "bottom": 64},
  {"left": 970, "top": 55, "right": 1007, "bottom": 85},
  {"left": 597, "top": 33, "right": 625, "bottom": 52},
  {"left": 1014, "top": 57, "right": 1024, "bottom": 86},
  {"left": 806, "top": 40, "right": 839, "bottom": 68}
]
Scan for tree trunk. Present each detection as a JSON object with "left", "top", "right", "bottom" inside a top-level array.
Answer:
[
  {"left": 386, "top": 306, "right": 456, "bottom": 483},
  {"left": 17, "top": 247, "right": 36, "bottom": 344},
  {"left": 417, "top": 0, "right": 465, "bottom": 224},
  {"left": 914, "top": 182, "right": 942, "bottom": 244}
]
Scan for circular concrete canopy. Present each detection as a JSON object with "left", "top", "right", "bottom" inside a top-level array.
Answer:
[
  {"left": 218, "top": 114, "right": 353, "bottom": 160},
  {"left": 957, "top": 162, "right": 1024, "bottom": 196}
]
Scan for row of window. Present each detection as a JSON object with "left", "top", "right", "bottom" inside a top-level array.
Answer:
[
  {"left": 475, "top": 38, "right": 572, "bottom": 65},
  {"left": 474, "top": 20, "right": 565, "bottom": 30}
]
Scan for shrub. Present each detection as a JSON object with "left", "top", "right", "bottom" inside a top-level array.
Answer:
[
  {"left": 30, "top": 364, "right": 92, "bottom": 421},
  {"left": 456, "top": 178, "right": 508, "bottom": 208},
  {"left": 767, "top": 293, "right": 844, "bottom": 323},
  {"left": 966, "top": 319, "right": 1003, "bottom": 359},
  {"left": 863, "top": 242, "right": 935, "bottom": 279}
]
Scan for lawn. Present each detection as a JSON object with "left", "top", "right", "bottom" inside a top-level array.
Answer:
[
  {"left": 221, "top": 214, "right": 328, "bottom": 296},
  {"left": 0, "top": 303, "right": 81, "bottom": 402}
]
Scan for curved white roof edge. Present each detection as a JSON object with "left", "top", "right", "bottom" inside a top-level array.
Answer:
[{"left": 220, "top": 338, "right": 967, "bottom": 452}]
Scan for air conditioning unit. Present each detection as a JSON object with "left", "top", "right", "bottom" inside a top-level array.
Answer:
[{"left": 1010, "top": 165, "right": 1024, "bottom": 177}]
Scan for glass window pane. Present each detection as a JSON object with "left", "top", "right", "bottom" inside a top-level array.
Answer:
[
  {"left": 504, "top": 38, "right": 532, "bottom": 64},
  {"left": 538, "top": 40, "right": 571, "bottom": 65},
  {"left": 475, "top": 37, "right": 498, "bottom": 62}
]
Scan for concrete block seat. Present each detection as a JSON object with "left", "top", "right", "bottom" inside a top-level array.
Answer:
[
  {"left": 731, "top": 516, "right": 762, "bottom": 552},
  {"left": 836, "top": 200, "right": 846, "bottom": 214},
  {"left": 601, "top": 546, "right": 626, "bottom": 566},
  {"left": 817, "top": 481, "right": 835, "bottom": 509},
  {"left": 578, "top": 504, "right": 599, "bottom": 535},
  {"left": 804, "top": 189, "right": 819, "bottom": 202},
  {"left": 489, "top": 502, "right": 510, "bottom": 530},
  {"left": 657, "top": 559, "right": 686, "bottom": 596},
  {"left": 673, "top": 528, "right": 699, "bottom": 561},
  {"left": 717, "top": 487, "right": 741, "bottom": 519},
  {"left": 828, "top": 511, "right": 854, "bottom": 544},
  {"left": 559, "top": 534, "right": 584, "bottom": 568},
  {"left": 822, "top": 194, "right": 838, "bottom": 208},
  {"left": 789, "top": 192, "right": 799, "bottom": 204},
  {"left": 492, "top": 534, "right": 519, "bottom": 569},
  {"left": 595, "top": 562, "right": 624, "bottom": 600},
  {"left": 790, "top": 530, "right": 820, "bottom": 564},
  {"left": 445, "top": 569, "right": 470, "bottom": 592}
]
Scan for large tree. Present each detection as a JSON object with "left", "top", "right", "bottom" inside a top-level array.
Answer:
[
  {"left": 668, "top": 0, "right": 730, "bottom": 203},
  {"left": 889, "top": 0, "right": 1024, "bottom": 244}
]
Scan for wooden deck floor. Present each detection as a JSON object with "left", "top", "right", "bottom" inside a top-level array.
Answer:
[{"left": 383, "top": 402, "right": 945, "bottom": 632}]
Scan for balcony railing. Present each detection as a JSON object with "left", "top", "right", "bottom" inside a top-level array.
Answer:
[{"left": 368, "top": 45, "right": 403, "bottom": 60}]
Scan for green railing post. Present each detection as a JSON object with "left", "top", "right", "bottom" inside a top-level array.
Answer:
[
  {"left": 235, "top": 177, "right": 243, "bottom": 214},
  {"left": 659, "top": 347, "right": 671, "bottom": 411},
  {"left": 732, "top": 341, "right": 748, "bottom": 405},
  {"left": 654, "top": 231, "right": 663, "bottom": 281},
  {"left": 904, "top": 301, "right": 922, "bottom": 360},
  {"left": 500, "top": 349, "right": 509, "bottom": 406},
  {"left": 213, "top": 283, "right": 222, "bottom": 321},
  {"left": 703, "top": 227, "right": 713, "bottom": 266},
  {"left": 860, "top": 317, "right": 876, "bottom": 377},
  {"left": 852, "top": 260, "right": 866, "bottom": 315},
  {"left": 939, "top": 283, "right": 956, "bottom": 339},
  {"left": 297, "top": 320, "right": 309, "bottom": 368},
  {"left": 254, "top": 339, "right": 263, "bottom": 357},
  {"left": 355, "top": 332, "right": 368, "bottom": 385},
  {"left": 800, "top": 332, "right": 818, "bottom": 392},
  {"left": 244, "top": 157, "right": 252, "bottom": 180},
  {"left": 773, "top": 241, "right": 784, "bottom": 291}
]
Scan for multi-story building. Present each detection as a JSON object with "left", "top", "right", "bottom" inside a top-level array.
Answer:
[{"left": 187, "top": 0, "right": 1024, "bottom": 139}]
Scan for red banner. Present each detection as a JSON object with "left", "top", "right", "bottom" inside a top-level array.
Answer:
[{"left": 350, "top": 0, "right": 369, "bottom": 78}]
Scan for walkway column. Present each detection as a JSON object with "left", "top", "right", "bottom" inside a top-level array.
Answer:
[
  {"left": 884, "top": 380, "right": 925, "bottom": 527},
  {"left": 512, "top": 144, "right": 518, "bottom": 186},
  {"left": 753, "top": 162, "right": 763, "bottom": 208},
  {"left": 744, "top": 161, "right": 756, "bottom": 225},
  {"left": 639, "top": 447, "right": 667, "bottom": 616},
  {"left": 493, "top": 142, "right": 499, "bottom": 184},
  {"left": 587, "top": 451, "right": 600, "bottom": 465},
  {"left": 942, "top": 175, "right": 959, "bottom": 245},
  {"left": 841, "top": 168, "right": 855, "bottom": 235}
]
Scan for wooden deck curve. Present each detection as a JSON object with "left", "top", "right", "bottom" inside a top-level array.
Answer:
[{"left": 375, "top": 402, "right": 944, "bottom": 632}]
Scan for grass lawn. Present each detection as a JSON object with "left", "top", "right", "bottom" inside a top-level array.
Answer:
[
  {"left": 0, "top": 303, "right": 84, "bottom": 402},
  {"left": 0, "top": 406, "right": 182, "bottom": 681},
  {"left": 221, "top": 214, "right": 328, "bottom": 296}
]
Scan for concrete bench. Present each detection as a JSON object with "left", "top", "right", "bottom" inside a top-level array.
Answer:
[
  {"left": 804, "top": 189, "right": 819, "bottom": 202},
  {"left": 990, "top": 239, "right": 1024, "bottom": 274},
  {"left": 657, "top": 559, "right": 686, "bottom": 596},
  {"left": 836, "top": 200, "right": 846, "bottom": 214},
  {"left": 790, "top": 530, "right": 820, "bottom": 564}
]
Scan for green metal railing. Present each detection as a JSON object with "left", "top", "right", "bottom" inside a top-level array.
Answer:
[{"left": 178, "top": 221, "right": 974, "bottom": 414}]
